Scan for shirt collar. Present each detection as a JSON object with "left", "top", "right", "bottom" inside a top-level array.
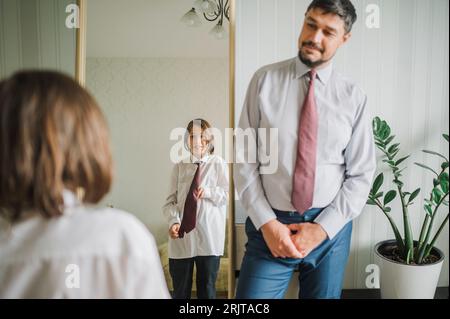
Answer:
[
  {"left": 294, "top": 57, "right": 333, "bottom": 85},
  {"left": 191, "top": 154, "right": 210, "bottom": 164},
  {"left": 62, "top": 189, "right": 81, "bottom": 209}
]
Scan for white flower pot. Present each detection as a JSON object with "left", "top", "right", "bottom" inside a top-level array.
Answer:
[{"left": 375, "top": 240, "right": 444, "bottom": 299}]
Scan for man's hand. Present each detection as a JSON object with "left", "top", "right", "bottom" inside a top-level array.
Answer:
[
  {"left": 169, "top": 223, "right": 180, "bottom": 239},
  {"left": 260, "top": 220, "right": 304, "bottom": 259},
  {"left": 288, "top": 223, "right": 328, "bottom": 257}
]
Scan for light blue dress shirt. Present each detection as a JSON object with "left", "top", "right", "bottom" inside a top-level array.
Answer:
[{"left": 234, "top": 57, "right": 376, "bottom": 239}]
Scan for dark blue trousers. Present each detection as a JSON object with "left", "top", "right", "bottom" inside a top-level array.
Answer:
[{"left": 169, "top": 256, "right": 220, "bottom": 299}]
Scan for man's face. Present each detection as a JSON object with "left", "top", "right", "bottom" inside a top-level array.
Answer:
[{"left": 298, "top": 8, "right": 351, "bottom": 68}]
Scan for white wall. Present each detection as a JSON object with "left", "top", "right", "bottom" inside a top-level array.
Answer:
[
  {"left": 86, "top": 0, "right": 228, "bottom": 58},
  {"left": 0, "top": 0, "right": 76, "bottom": 79},
  {"left": 86, "top": 57, "right": 229, "bottom": 245},
  {"left": 235, "top": 0, "right": 449, "bottom": 288}
]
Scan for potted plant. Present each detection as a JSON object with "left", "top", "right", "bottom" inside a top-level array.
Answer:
[{"left": 367, "top": 117, "right": 449, "bottom": 299}]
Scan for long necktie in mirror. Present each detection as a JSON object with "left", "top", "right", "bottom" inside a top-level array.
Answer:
[{"left": 179, "top": 163, "right": 201, "bottom": 238}]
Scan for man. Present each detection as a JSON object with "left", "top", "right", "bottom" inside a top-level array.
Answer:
[{"left": 234, "top": 0, "right": 376, "bottom": 299}]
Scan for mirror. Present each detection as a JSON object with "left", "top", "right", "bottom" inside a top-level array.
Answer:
[
  {"left": 0, "top": 0, "right": 78, "bottom": 79},
  {"left": 84, "top": 0, "right": 232, "bottom": 299}
]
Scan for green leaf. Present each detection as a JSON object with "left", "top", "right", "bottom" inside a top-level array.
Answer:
[
  {"left": 372, "top": 173, "right": 384, "bottom": 194},
  {"left": 393, "top": 180, "right": 404, "bottom": 188},
  {"left": 440, "top": 173, "right": 449, "bottom": 194},
  {"left": 375, "top": 192, "right": 384, "bottom": 199},
  {"left": 432, "top": 188, "right": 443, "bottom": 203},
  {"left": 441, "top": 180, "right": 449, "bottom": 194},
  {"left": 422, "top": 150, "right": 449, "bottom": 162},
  {"left": 381, "top": 122, "right": 391, "bottom": 140},
  {"left": 424, "top": 204, "right": 433, "bottom": 216},
  {"left": 385, "top": 135, "right": 396, "bottom": 146},
  {"left": 384, "top": 190, "right": 397, "bottom": 205},
  {"left": 443, "top": 134, "right": 449, "bottom": 142},
  {"left": 384, "top": 126, "right": 391, "bottom": 140},
  {"left": 366, "top": 198, "right": 377, "bottom": 205},
  {"left": 375, "top": 120, "right": 385, "bottom": 138},
  {"left": 442, "top": 162, "right": 449, "bottom": 170},
  {"left": 395, "top": 156, "right": 410, "bottom": 166},
  {"left": 433, "top": 178, "right": 440, "bottom": 187},
  {"left": 408, "top": 188, "right": 421, "bottom": 204},
  {"left": 394, "top": 172, "right": 403, "bottom": 179},
  {"left": 373, "top": 117, "right": 381, "bottom": 133},
  {"left": 391, "top": 149, "right": 400, "bottom": 158},
  {"left": 384, "top": 207, "right": 392, "bottom": 213},
  {"left": 388, "top": 143, "right": 400, "bottom": 154},
  {"left": 415, "top": 162, "right": 439, "bottom": 176}
]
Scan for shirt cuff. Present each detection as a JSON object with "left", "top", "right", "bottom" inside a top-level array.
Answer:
[
  {"left": 202, "top": 187, "right": 212, "bottom": 199},
  {"left": 314, "top": 206, "right": 348, "bottom": 240},
  {"left": 245, "top": 199, "right": 277, "bottom": 230},
  {"left": 169, "top": 217, "right": 181, "bottom": 228}
]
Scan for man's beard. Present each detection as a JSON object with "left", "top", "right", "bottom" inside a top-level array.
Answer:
[{"left": 298, "top": 42, "right": 331, "bottom": 68}]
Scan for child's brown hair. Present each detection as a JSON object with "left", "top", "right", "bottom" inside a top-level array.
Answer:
[{"left": 0, "top": 71, "right": 113, "bottom": 221}]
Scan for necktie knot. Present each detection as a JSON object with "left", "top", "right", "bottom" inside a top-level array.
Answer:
[{"left": 309, "top": 69, "right": 317, "bottom": 82}]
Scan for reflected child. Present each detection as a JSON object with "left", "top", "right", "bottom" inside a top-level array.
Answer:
[{"left": 163, "top": 119, "right": 229, "bottom": 299}]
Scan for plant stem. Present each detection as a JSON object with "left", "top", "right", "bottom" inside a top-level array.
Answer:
[
  {"left": 374, "top": 199, "right": 405, "bottom": 254},
  {"left": 417, "top": 193, "right": 449, "bottom": 263},
  {"left": 416, "top": 214, "right": 430, "bottom": 263},
  {"left": 423, "top": 213, "right": 449, "bottom": 259},
  {"left": 417, "top": 167, "right": 447, "bottom": 262},
  {"left": 418, "top": 214, "right": 430, "bottom": 249},
  {"left": 397, "top": 183, "right": 414, "bottom": 263}
]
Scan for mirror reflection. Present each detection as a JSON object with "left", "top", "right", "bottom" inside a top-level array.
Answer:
[{"left": 86, "top": 0, "right": 230, "bottom": 299}]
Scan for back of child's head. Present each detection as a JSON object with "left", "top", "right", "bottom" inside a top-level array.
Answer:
[{"left": 0, "top": 70, "right": 113, "bottom": 221}]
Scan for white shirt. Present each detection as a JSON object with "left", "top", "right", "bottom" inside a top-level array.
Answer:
[
  {"left": 163, "top": 154, "right": 229, "bottom": 259},
  {"left": 234, "top": 57, "right": 376, "bottom": 239},
  {"left": 0, "top": 191, "right": 170, "bottom": 299}
]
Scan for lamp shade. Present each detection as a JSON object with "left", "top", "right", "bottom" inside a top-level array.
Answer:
[
  {"left": 209, "top": 22, "right": 227, "bottom": 40},
  {"left": 181, "top": 8, "right": 201, "bottom": 27}
]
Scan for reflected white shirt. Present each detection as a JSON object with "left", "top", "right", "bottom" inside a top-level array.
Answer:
[
  {"left": 234, "top": 57, "right": 376, "bottom": 239},
  {"left": 163, "top": 154, "right": 229, "bottom": 259},
  {"left": 0, "top": 191, "right": 170, "bottom": 299}
]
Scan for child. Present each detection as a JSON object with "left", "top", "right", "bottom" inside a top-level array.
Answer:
[
  {"left": 163, "top": 119, "right": 229, "bottom": 299},
  {"left": 0, "top": 71, "right": 170, "bottom": 298}
]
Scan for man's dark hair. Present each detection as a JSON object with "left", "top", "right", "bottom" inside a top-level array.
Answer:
[{"left": 307, "top": 0, "right": 357, "bottom": 33}]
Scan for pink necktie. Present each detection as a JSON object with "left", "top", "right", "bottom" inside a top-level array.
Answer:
[{"left": 292, "top": 70, "right": 318, "bottom": 215}]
